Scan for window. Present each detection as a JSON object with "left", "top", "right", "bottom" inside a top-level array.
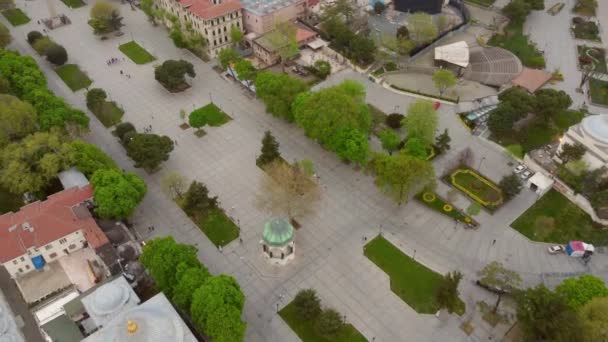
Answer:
[
  {"left": 59, "top": 238, "right": 67, "bottom": 244},
  {"left": 20, "top": 256, "right": 24, "bottom": 262},
  {"left": 69, "top": 244, "right": 76, "bottom": 250},
  {"left": 49, "top": 252, "right": 57, "bottom": 259},
  {"left": 45, "top": 245, "right": 52, "bottom": 250},
  {"left": 12, "top": 260, "right": 17, "bottom": 265},
  {"left": 25, "top": 265, "right": 30, "bottom": 270}
]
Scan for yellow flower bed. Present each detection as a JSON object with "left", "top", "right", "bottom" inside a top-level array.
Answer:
[
  {"left": 450, "top": 169, "right": 503, "bottom": 207},
  {"left": 443, "top": 204, "right": 453, "bottom": 212},
  {"left": 422, "top": 192, "right": 436, "bottom": 202}
]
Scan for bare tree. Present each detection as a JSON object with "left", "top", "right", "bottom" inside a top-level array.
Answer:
[
  {"left": 161, "top": 171, "right": 188, "bottom": 200},
  {"left": 256, "top": 160, "right": 321, "bottom": 220}
]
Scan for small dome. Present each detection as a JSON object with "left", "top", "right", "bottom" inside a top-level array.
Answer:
[
  {"left": 582, "top": 115, "right": 608, "bottom": 145},
  {"left": 263, "top": 218, "right": 294, "bottom": 246},
  {"left": 99, "top": 306, "right": 184, "bottom": 342},
  {"left": 89, "top": 282, "right": 130, "bottom": 315}
]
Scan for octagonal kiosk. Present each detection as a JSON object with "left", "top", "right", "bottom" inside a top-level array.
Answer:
[{"left": 262, "top": 218, "right": 295, "bottom": 265}]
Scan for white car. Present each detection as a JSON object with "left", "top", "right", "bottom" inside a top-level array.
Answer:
[
  {"left": 548, "top": 245, "right": 565, "bottom": 254},
  {"left": 520, "top": 170, "right": 532, "bottom": 179},
  {"left": 514, "top": 165, "right": 526, "bottom": 173}
]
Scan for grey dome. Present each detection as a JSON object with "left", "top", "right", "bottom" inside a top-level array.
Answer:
[
  {"left": 89, "top": 282, "right": 130, "bottom": 315},
  {"left": 98, "top": 306, "right": 184, "bottom": 342},
  {"left": 582, "top": 115, "right": 608, "bottom": 145}
]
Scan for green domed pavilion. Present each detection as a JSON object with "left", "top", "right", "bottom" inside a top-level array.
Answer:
[{"left": 262, "top": 218, "right": 295, "bottom": 264}]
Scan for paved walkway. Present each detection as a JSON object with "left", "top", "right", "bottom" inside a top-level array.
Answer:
[{"left": 5, "top": 1, "right": 608, "bottom": 341}]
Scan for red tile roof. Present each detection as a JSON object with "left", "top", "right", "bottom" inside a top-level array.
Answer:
[
  {"left": 296, "top": 27, "right": 317, "bottom": 44},
  {"left": 511, "top": 68, "right": 552, "bottom": 93},
  {"left": 179, "top": 0, "right": 242, "bottom": 20},
  {"left": 0, "top": 186, "right": 105, "bottom": 263}
]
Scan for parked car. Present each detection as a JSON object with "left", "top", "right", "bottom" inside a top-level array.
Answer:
[
  {"left": 520, "top": 170, "right": 532, "bottom": 179},
  {"left": 514, "top": 165, "right": 526, "bottom": 173},
  {"left": 548, "top": 245, "right": 565, "bottom": 254}
]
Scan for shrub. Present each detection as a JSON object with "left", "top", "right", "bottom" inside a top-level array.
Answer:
[
  {"left": 499, "top": 174, "right": 523, "bottom": 200},
  {"left": 312, "top": 60, "right": 331, "bottom": 79},
  {"left": 121, "top": 130, "right": 137, "bottom": 145},
  {"left": 27, "top": 30, "right": 42, "bottom": 44},
  {"left": 437, "top": 271, "right": 463, "bottom": 313},
  {"left": 314, "top": 309, "right": 344, "bottom": 339},
  {"left": 114, "top": 121, "right": 135, "bottom": 140},
  {"left": 386, "top": 113, "right": 404, "bottom": 129},
  {"left": 293, "top": 289, "right": 321, "bottom": 320},
  {"left": 32, "top": 36, "right": 54, "bottom": 55},
  {"left": 46, "top": 44, "right": 68, "bottom": 65},
  {"left": 86, "top": 88, "right": 107, "bottom": 110}
]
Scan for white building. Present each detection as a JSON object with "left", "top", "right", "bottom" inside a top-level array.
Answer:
[
  {"left": 559, "top": 114, "right": 608, "bottom": 170},
  {"left": 0, "top": 186, "right": 108, "bottom": 278}
]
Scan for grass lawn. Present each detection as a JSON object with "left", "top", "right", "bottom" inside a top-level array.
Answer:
[
  {"left": 506, "top": 144, "right": 523, "bottom": 159},
  {"left": 91, "top": 101, "right": 124, "bottom": 127},
  {"left": 465, "top": 0, "right": 495, "bottom": 7},
  {"left": 119, "top": 41, "right": 156, "bottom": 64},
  {"left": 589, "top": 78, "right": 608, "bottom": 106},
  {"left": 279, "top": 301, "right": 368, "bottom": 342},
  {"left": 511, "top": 189, "right": 606, "bottom": 244},
  {"left": 450, "top": 169, "right": 503, "bottom": 209},
  {"left": 488, "top": 18, "right": 545, "bottom": 68},
  {"left": 2, "top": 9, "right": 30, "bottom": 26},
  {"left": 577, "top": 46, "right": 607, "bottom": 73},
  {"left": 55, "top": 64, "right": 92, "bottom": 91},
  {"left": 197, "top": 207, "right": 239, "bottom": 247},
  {"left": 60, "top": 0, "right": 86, "bottom": 8},
  {"left": 0, "top": 188, "right": 22, "bottom": 214},
  {"left": 190, "top": 103, "right": 231, "bottom": 127},
  {"left": 364, "top": 235, "right": 465, "bottom": 315},
  {"left": 572, "top": 19, "right": 601, "bottom": 41}
]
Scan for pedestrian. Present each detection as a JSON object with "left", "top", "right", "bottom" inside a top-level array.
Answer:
[
  {"left": 364, "top": 236, "right": 367, "bottom": 241},
  {"left": 120, "top": 70, "right": 123, "bottom": 75},
  {"left": 239, "top": 238, "right": 243, "bottom": 244},
  {"left": 492, "top": 239, "right": 496, "bottom": 245},
  {"left": 151, "top": 226, "right": 155, "bottom": 231},
  {"left": 174, "top": 139, "right": 178, "bottom": 146},
  {"left": 218, "top": 245, "right": 223, "bottom": 253},
  {"left": 37, "top": 20, "right": 40, "bottom": 24}
]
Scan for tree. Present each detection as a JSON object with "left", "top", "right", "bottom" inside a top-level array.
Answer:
[
  {"left": 0, "top": 22, "right": 10, "bottom": 48},
  {"left": 90, "top": 168, "right": 147, "bottom": 219},
  {"left": 140, "top": 0, "right": 160, "bottom": 23},
  {"left": 126, "top": 133, "right": 174, "bottom": 172},
  {"left": 218, "top": 48, "right": 239, "bottom": 71},
  {"left": 172, "top": 264, "right": 210, "bottom": 311},
  {"left": 527, "top": 0, "right": 545, "bottom": 10},
  {"left": 90, "top": 0, "right": 115, "bottom": 18},
  {"left": 435, "top": 129, "right": 451, "bottom": 153},
  {"left": 161, "top": 171, "right": 187, "bottom": 200},
  {"left": 404, "top": 100, "right": 438, "bottom": 146},
  {"left": 487, "top": 103, "right": 520, "bottom": 137},
  {"left": 385, "top": 113, "right": 404, "bottom": 129},
  {"left": 0, "top": 94, "right": 37, "bottom": 146},
  {"left": 256, "top": 160, "right": 321, "bottom": 220},
  {"left": 579, "top": 297, "right": 608, "bottom": 342},
  {"left": 517, "top": 284, "right": 581, "bottom": 342},
  {"left": 558, "top": 142, "right": 586, "bottom": 163},
  {"left": 69, "top": 140, "right": 116, "bottom": 177},
  {"left": 315, "top": 309, "right": 344, "bottom": 339},
  {"left": 254, "top": 71, "right": 308, "bottom": 122},
  {"left": 182, "top": 181, "right": 218, "bottom": 217},
  {"left": 229, "top": 25, "right": 243, "bottom": 47},
  {"left": 139, "top": 237, "right": 200, "bottom": 297},
  {"left": 86, "top": 88, "right": 107, "bottom": 112},
  {"left": 46, "top": 44, "right": 68, "bottom": 65},
  {"left": 113, "top": 121, "right": 135, "bottom": 140},
  {"left": 396, "top": 25, "right": 409, "bottom": 39},
  {"left": 312, "top": 60, "right": 331, "bottom": 79},
  {"left": 190, "top": 275, "right": 245, "bottom": 341},
  {"left": 266, "top": 21, "right": 299, "bottom": 70},
  {"left": 256, "top": 130, "right": 281, "bottom": 166},
  {"left": 432, "top": 69, "right": 456, "bottom": 96},
  {"left": 555, "top": 275, "right": 608, "bottom": 310},
  {"left": 499, "top": 174, "right": 522, "bottom": 200},
  {"left": 27, "top": 31, "right": 43, "bottom": 44},
  {"left": 327, "top": 126, "right": 370, "bottom": 165},
  {"left": 498, "top": 86, "right": 535, "bottom": 117},
  {"left": 407, "top": 12, "right": 438, "bottom": 44},
  {"left": 378, "top": 129, "right": 400, "bottom": 155},
  {"left": 89, "top": 1, "right": 121, "bottom": 34},
  {"left": 108, "top": 11, "right": 124, "bottom": 32},
  {"left": 233, "top": 58, "right": 256, "bottom": 86},
  {"left": 477, "top": 261, "right": 521, "bottom": 312},
  {"left": 437, "top": 271, "right": 463, "bottom": 313},
  {"left": 503, "top": 0, "right": 531, "bottom": 20},
  {"left": 154, "top": 59, "right": 195, "bottom": 91},
  {"left": 402, "top": 137, "right": 428, "bottom": 159},
  {"left": 0, "top": 130, "right": 73, "bottom": 194},
  {"left": 372, "top": 153, "right": 436, "bottom": 204},
  {"left": 188, "top": 108, "right": 207, "bottom": 131},
  {"left": 294, "top": 80, "right": 371, "bottom": 146},
  {"left": 534, "top": 88, "right": 572, "bottom": 121},
  {"left": 293, "top": 289, "right": 321, "bottom": 320},
  {"left": 32, "top": 37, "right": 54, "bottom": 55},
  {"left": 373, "top": 1, "right": 386, "bottom": 14},
  {"left": 437, "top": 15, "right": 449, "bottom": 31}
]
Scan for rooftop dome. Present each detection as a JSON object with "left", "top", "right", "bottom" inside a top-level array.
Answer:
[
  {"left": 96, "top": 305, "right": 185, "bottom": 342},
  {"left": 582, "top": 115, "right": 608, "bottom": 145},
  {"left": 262, "top": 218, "right": 294, "bottom": 246},
  {"left": 89, "top": 281, "right": 131, "bottom": 315}
]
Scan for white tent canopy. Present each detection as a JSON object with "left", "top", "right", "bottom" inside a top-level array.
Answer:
[
  {"left": 527, "top": 172, "right": 554, "bottom": 196},
  {"left": 434, "top": 41, "right": 470, "bottom": 68}
]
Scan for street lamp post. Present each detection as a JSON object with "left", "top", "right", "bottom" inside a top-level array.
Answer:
[{"left": 477, "top": 156, "right": 486, "bottom": 172}]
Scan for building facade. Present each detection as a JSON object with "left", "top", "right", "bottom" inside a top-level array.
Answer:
[
  {"left": 156, "top": 0, "right": 244, "bottom": 57},
  {"left": 252, "top": 24, "right": 317, "bottom": 65},
  {"left": 0, "top": 186, "right": 106, "bottom": 278},
  {"left": 240, "top": 0, "right": 306, "bottom": 35}
]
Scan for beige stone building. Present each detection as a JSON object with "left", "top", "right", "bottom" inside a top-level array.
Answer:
[
  {"left": 252, "top": 24, "right": 317, "bottom": 65},
  {"left": 156, "top": 0, "right": 244, "bottom": 57},
  {"left": 240, "top": 0, "right": 307, "bottom": 35}
]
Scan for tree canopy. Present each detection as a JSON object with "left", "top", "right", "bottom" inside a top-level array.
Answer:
[
  {"left": 378, "top": 129, "right": 401, "bottom": 154},
  {"left": 499, "top": 174, "right": 522, "bottom": 200},
  {"left": 555, "top": 275, "right": 608, "bottom": 310},
  {"left": 69, "top": 140, "right": 116, "bottom": 177},
  {"left": 255, "top": 71, "right": 308, "bottom": 122},
  {"left": 372, "top": 153, "right": 436, "bottom": 204},
  {"left": 218, "top": 48, "right": 239, "bottom": 71},
  {"left": 432, "top": 69, "right": 457, "bottom": 96},
  {"left": 256, "top": 130, "right": 281, "bottom": 166},
  {"left": 233, "top": 58, "right": 256, "bottom": 85},
  {"left": 403, "top": 100, "right": 438, "bottom": 146},
  {"left": 0, "top": 22, "right": 10, "bottom": 48},
  {"left": 558, "top": 143, "right": 586, "bottom": 163},
  {"left": 172, "top": 264, "right": 210, "bottom": 311},
  {"left": 0, "top": 94, "right": 37, "bottom": 146},
  {"left": 534, "top": 88, "right": 572, "bottom": 121},
  {"left": 139, "top": 236, "right": 200, "bottom": 298},
  {"left": 126, "top": 133, "right": 174, "bottom": 172},
  {"left": 478, "top": 261, "right": 521, "bottom": 312},
  {"left": 90, "top": 168, "right": 147, "bottom": 219},
  {"left": 579, "top": 297, "right": 608, "bottom": 342},
  {"left": 154, "top": 59, "right": 195, "bottom": 91},
  {"left": 407, "top": 12, "right": 439, "bottom": 44}
]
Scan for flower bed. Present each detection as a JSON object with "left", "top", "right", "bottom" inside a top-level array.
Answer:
[
  {"left": 449, "top": 168, "right": 503, "bottom": 211},
  {"left": 415, "top": 192, "right": 478, "bottom": 227}
]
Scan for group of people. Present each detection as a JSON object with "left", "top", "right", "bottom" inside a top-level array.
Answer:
[
  {"left": 106, "top": 57, "right": 122, "bottom": 66},
  {"left": 143, "top": 124, "right": 152, "bottom": 133}
]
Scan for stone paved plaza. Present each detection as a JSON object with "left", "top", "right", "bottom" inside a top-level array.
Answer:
[{"left": 4, "top": 1, "right": 608, "bottom": 341}]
